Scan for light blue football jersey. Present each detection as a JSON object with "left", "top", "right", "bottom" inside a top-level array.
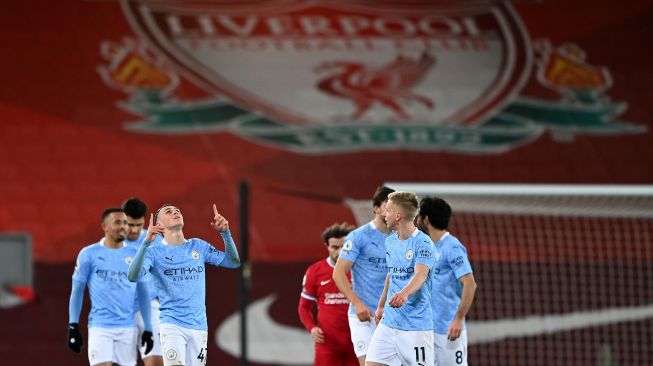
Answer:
[
  {"left": 431, "top": 232, "right": 473, "bottom": 334},
  {"left": 72, "top": 239, "right": 142, "bottom": 328},
  {"left": 125, "top": 230, "right": 158, "bottom": 300},
  {"left": 338, "top": 221, "right": 390, "bottom": 315},
  {"left": 124, "top": 229, "right": 148, "bottom": 248},
  {"left": 141, "top": 237, "right": 227, "bottom": 330},
  {"left": 380, "top": 229, "right": 435, "bottom": 331}
]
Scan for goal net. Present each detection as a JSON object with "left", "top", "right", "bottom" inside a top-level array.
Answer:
[{"left": 345, "top": 183, "right": 653, "bottom": 366}]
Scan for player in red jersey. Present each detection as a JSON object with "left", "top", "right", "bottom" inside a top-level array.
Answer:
[{"left": 299, "top": 223, "right": 359, "bottom": 366}]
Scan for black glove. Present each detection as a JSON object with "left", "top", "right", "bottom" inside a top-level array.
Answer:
[
  {"left": 141, "top": 330, "right": 154, "bottom": 355},
  {"left": 68, "top": 323, "right": 83, "bottom": 353}
]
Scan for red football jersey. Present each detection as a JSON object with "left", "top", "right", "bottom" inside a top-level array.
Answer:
[{"left": 299, "top": 258, "right": 353, "bottom": 352}]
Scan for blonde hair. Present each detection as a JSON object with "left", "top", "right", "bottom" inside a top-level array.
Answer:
[{"left": 388, "top": 191, "right": 419, "bottom": 220}]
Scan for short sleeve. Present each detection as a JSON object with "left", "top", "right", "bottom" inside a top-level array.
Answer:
[
  {"left": 415, "top": 238, "right": 435, "bottom": 269},
  {"left": 447, "top": 244, "right": 473, "bottom": 279},
  {"left": 72, "top": 248, "right": 91, "bottom": 283},
  {"left": 300, "top": 266, "right": 317, "bottom": 301},
  {"left": 338, "top": 231, "right": 361, "bottom": 263}
]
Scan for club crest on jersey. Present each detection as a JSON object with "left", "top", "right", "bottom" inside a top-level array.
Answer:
[
  {"left": 125, "top": 256, "right": 133, "bottom": 265},
  {"left": 405, "top": 249, "right": 414, "bottom": 260},
  {"left": 192, "top": 250, "right": 200, "bottom": 260},
  {"left": 166, "top": 349, "right": 178, "bottom": 360},
  {"left": 108, "top": 1, "right": 644, "bottom": 154},
  {"left": 356, "top": 340, "right": 365, "bottom": 351}
]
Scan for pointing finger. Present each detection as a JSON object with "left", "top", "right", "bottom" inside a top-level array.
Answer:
[
  {"left": 213, "top": 204, "right": 218, "bottom": 216},
  {"left": 149, "top": 213, "right": 153, "bottom": 226}
]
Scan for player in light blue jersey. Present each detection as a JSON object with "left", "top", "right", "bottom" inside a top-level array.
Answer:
[
  {"left": 128, "top": 203, "right": 240, "bottom": 366},
  {"left": 68, "top": 208, "right": 153, "bottom": 366},
  {"left": 368, "top": 191, "right": 435, "bottom": 366},
  {"left": 417, "top": 197, "right": 476, "bottom": 366},
  {"left": 123, "top": 197, "right": 163, "bottom": 366},
  {"left": 333, "top": 186, "right": 394, "bottom": 366}
]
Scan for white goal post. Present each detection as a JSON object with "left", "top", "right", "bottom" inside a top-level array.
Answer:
[{"left": 347, "top": 183, "right": 653, "bottom": 223}]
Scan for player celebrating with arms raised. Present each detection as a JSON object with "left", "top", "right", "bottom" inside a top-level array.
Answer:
[{"left": 128, "top": 204, "right": 240, "bottom": 366}]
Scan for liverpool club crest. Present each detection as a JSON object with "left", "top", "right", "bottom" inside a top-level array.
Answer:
[{"left": 100, "top": 0, "right": 644, "bottom": 154}]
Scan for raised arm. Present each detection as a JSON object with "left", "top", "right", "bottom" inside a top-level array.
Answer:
[
  {"left": 128, "top": 214, "right": 163, "bottom": 282},
  {"left": 211, "top": 204, "right": 240, "bottom": 268}
]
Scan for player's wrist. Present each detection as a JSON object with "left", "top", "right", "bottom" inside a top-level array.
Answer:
[
  {"left": 396, "top": 287, "right": 408, "bottom": 299},
  {"left": 68, "top": 323, "right": 83, "bottom": 353},
  {"left": 353, "top": 298, "right": 366, "bottom": 308}
]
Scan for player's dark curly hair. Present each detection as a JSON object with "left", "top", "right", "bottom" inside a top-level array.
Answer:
[
  {"left": 122, "top": 197, "right": 147, "bottom": 219},
  {"left": 418, "top": 196, "right": 452, "bottom": 230},
  {"left": 321, "top": 222, "right": 356, "bottom": 244},
  {"left": 372, "top": 186, "right": 395, "bottom": 207}
]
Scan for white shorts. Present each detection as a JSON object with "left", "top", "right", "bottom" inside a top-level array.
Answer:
[
  {"left": 159, "top": 323, "right": 208, "bottom": 366},
  {"left": 434, "top": 329, "right": 467, "bottom": 366},
  {"left": 348, "top": 313, "right": 377, "bottom": 357},
  {"left": 367, "top": 323, "right": 434, "bottom": 366},
  {"left": 136, "top": 298, "right": 162, "bottom": 358},
  {"left": 88, "top": 326, "right": 138, "bottom": 366}
]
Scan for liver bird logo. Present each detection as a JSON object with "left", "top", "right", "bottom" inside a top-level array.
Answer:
[{"left": 315, "top": 53, "right": 436, "bottom": 120}]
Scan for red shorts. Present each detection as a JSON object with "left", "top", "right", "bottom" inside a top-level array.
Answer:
[{"left": 314, "top": 344, "right": 359, "bottom": 366}]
